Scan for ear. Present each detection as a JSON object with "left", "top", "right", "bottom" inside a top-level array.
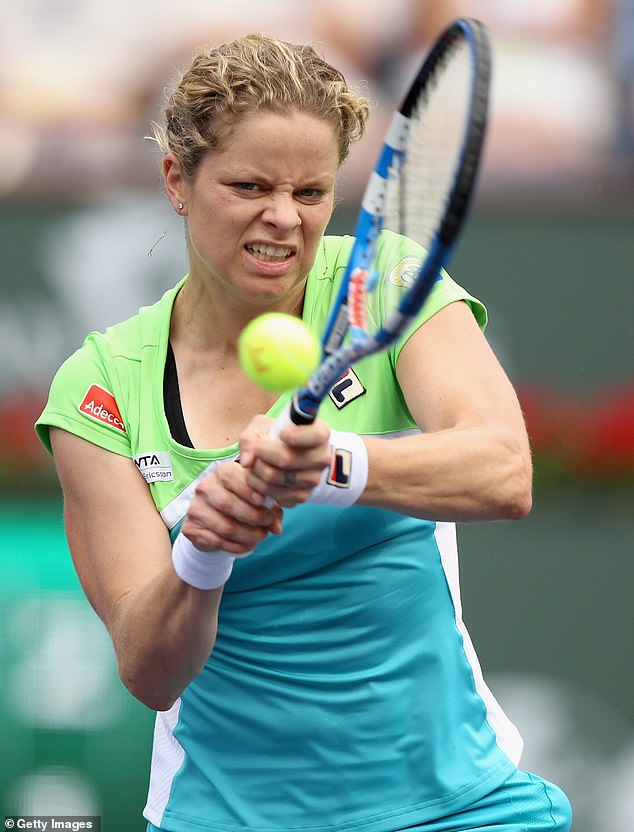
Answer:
[{"left": 163, "top": 153, "right": 187, "bottom": 213}]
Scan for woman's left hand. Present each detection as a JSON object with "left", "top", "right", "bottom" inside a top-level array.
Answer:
[{"left": 239, "top": 414, "right": 332, "bottom": 507}]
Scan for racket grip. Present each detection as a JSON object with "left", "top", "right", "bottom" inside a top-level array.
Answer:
[
  {"left": 268, "top": 404, "right": 294, "bottom": 441},
  {"left": 269, "top": 394, "right": 316, "bottom": 440}
]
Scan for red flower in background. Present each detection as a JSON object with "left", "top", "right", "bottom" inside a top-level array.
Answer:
[
  {"left": 573, "top": 384, "right": 634, "bottom": 475},
  {"left": 518, "top": 381, "right": 634, "bottom": 479},
  {"left": 0, "top": 393, "right": 50, "bottom": 470}
]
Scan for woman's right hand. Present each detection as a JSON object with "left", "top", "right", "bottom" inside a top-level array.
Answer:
[{"left": 181, "top": 459, "right": 283, "bottom": 555}]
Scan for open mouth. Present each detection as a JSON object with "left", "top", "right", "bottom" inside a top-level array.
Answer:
[{"left": 246, "top": 244, "right": 293, "bottom": 262}]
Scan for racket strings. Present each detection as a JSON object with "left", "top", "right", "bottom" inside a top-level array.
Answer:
[
  {"left": 293, "top": 20, "right": 490, "bottom": 421},
  {"left": 387, "top": 39, "right": 473, "bottom": 251}
]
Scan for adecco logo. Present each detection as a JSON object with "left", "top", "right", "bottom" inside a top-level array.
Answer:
[{"left": 79, "top": 384, "right": 126, "bottom": 433}]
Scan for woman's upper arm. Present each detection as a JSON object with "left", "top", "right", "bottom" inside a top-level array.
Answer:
[
  {"left": 49, "top": 426, "right": 172, "bottom": 632},
  {"left": 396, "top": 300, "right": 529, "bottom": 444}
]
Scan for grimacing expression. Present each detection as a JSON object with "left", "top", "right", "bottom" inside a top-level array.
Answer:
[{"left": 175, "top": 110, "right": 340, "bottom": 308}]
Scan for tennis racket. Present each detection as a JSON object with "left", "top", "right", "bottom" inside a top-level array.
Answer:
[{"left": 274, "top": 17, "right": 491, "bottom": 435}]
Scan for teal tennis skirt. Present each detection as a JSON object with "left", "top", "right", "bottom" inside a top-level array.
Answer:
[{"left": 146, "top": 768, "right": 572, "bottom": 832}]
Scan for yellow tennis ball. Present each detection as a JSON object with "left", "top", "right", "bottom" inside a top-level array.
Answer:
[{"left": 238, "top": 313, "right": 320, "bottom": 392}]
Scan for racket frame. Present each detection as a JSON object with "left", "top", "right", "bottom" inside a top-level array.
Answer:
[{"left": 285, "top": 18, "right": 492, "bottom": 426}]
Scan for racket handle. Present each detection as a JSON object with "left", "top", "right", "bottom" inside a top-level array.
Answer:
[
  {"left": 269, "top": 393, "right": 316, "bottom": 439},
  {"left": 268, "top": 404, "right": 295, "bottom": 441}
]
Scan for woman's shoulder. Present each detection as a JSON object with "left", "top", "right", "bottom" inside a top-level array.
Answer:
[
  {"left": 34, "top": 280, "right": 183, "bottom": 455},
  {"left": 89, "top": 279, "right": 182, "bottom": 361}
]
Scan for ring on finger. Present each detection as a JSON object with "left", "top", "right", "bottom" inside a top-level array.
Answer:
[{"left": 283, "top": 471, "right": 297, "bottom": 487}]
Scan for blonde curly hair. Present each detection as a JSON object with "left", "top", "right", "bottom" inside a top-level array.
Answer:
[{"left": 153, "top": 33, "right": 370, "bottom": 177}]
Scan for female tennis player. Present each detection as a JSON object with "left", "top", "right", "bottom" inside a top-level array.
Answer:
[{"left": 36, "top": 33, "right": 571, "bottom": 832}]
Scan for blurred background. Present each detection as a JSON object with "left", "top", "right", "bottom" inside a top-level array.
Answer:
[{"left": 1, "top": 0, "right": 633, "bottom": 829}]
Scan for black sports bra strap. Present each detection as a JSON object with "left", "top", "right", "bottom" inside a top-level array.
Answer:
[{"left": 163, "top": 342, "right": 194, "bottom": 448}]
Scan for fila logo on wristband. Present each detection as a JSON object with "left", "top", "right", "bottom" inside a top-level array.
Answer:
[
  {"left": 308, "top": 429, "right": 367, "bottom": 507},
  {"left": 326, "top": 446, "right": 352, "bottom": 489}
]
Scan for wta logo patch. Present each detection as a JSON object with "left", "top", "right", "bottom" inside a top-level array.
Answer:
[
  {"left": 134, "top": 451, "right": 174, "bottom": 483},
  {"left": 388, "top": 255, "right": 424, "bottom": 288},
  {"left": 79, "top": 384, "right": 126, "bottom": 433}
]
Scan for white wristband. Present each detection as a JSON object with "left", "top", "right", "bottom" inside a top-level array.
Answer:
[
  {"left": 172, "top": 533, "right": 239, "bottom": 590},
  {"left": 308, "top": 429, "right": 368, "bottom": 507}
]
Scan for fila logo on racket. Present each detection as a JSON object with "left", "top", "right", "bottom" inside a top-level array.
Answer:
[
  {"left": 79, "top": 384, "right": 126, "bottom": 433},
  {"left": 328, "top": 368, "right": 366, "bottom": 410}
]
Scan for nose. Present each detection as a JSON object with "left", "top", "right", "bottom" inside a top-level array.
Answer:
[{"left": 261, "top": 194, "right": 302, "bottom": 230}]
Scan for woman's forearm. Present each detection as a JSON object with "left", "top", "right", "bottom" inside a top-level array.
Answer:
[
  {"left": 361, "top": 425, "right": 532, "bottom": 522},
  {"left": 110, "top": 565, "right": 223, "bottom": 711}
]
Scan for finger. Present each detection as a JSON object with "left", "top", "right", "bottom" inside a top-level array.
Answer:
[
  {"left": 213, "top": 460, "right": 267, "bottom": 508},
  {"left": 240, "top": 416, "right": 330, "bottom": 462},
  {"left": 183, "top": 468, "right": 283, "bottom": 552},
  {"left": 244, "top": 464, "right": 322, "bottom": 509},
  {"left": 247, "top": 436, "right": 331, "bottom": 475},
  {"left": 238, "top": 417, "right": 331, "bottom": 507},
  {"left": 238, "top": 414, "right": 276, "bottom": 466},
  {"left": 183, "top": 498, "right": 283, "bottom": 553},
  {"left": 276, "top": 419, "right": 331, "bottom": 449},
  {"left": 195, "top": 466, "right": 279, "bottom": 526},
  {"left": 181, "top": 515, "right": 267, "bottom": 555}
]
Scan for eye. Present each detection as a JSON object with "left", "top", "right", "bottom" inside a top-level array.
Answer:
[
  {"left": 295, "top": 187, "right": 326, "bottom": 203},
  {"left": 235, "top": 182, "right": 261, "bottom": 193}
]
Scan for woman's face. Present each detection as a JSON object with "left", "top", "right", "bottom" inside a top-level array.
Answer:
[{"left": 167, "top": 110, "right": 340, "bottom": 313}]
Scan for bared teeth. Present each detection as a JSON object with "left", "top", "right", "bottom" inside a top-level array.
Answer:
[{"left": 247, "top": 244, "right": 292, "bottom": 260}]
